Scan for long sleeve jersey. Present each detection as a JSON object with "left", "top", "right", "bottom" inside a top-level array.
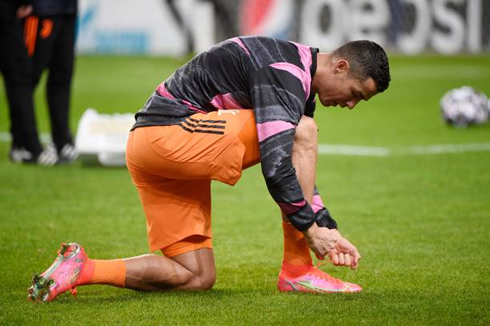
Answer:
[{"left": 133, "top": 36, "right": 337, "bottom": 231}]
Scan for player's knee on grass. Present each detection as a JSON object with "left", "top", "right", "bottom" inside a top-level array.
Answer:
[
  {"left": 168, "top": 245, "right": 216, "bottom": 290},
  {"left": 183, "top": 256, "right": 216, "bottom": 290},
  {"left": 187, "top": 271, "right": 216, "bottom": 290}
]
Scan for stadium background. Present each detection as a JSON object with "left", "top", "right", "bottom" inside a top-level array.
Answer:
[
  {"left": 74, "top": 0, "right": 490, "bottom": 55},
  {"left": 0, "top": 0, "right": 489, "bottom": 325}
]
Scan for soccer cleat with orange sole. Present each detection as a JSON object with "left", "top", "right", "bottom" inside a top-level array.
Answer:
[
  {"left": 278, "top": 262, "right": 362, "bottom": 293},
  {"left": 28, "top": 243, "right": 91, "bottom": 302}
]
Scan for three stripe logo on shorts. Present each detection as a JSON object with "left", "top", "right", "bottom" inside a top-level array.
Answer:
[{"left": 179, "top": 118, "right": 226, "bottom": 135}]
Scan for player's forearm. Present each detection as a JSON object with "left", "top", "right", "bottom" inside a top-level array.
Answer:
[
  {"left": 261, "top": 160, "right": 316, "bottom": 230},
  {"left": 263, "top": 170, "right": 337, "bottom": 231}
]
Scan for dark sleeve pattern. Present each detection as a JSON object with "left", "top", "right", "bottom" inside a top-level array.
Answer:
[{"left": 251, "top": 65, "right": 318, "bottom": 231}]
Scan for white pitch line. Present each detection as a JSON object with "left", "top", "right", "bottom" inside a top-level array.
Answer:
[
  {"left": 0, "top": 132, "right": 51, "bottom": 143},
  {"left": 0, "top": 132, "right": 10, "bottom": 142},
  {"left": 317, "top": 144, "right": 392, "bottom": 157},
  {"left": 405, "top": 143, "right": 490, "bottom": 155},
  {"left": 315, "top": 143, "right": 490, "bottom": 156},
  {"left": 1, "top": 132, "right": 490, "bottom": 157}
]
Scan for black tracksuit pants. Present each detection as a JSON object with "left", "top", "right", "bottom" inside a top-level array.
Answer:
[
  {"left": 24, "top": 13, "right": 76, "bottom": 151},
  {"left": 0, "top": 0, "right": 43, "bottom": 154}
]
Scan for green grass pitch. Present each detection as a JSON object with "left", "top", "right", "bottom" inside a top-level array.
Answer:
[{"left": 0, "top": 54, "right": 489, "bottom": 325}]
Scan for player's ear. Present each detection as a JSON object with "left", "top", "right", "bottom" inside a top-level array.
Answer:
[{"left": 334, "top": 59, "right": 349, "bottom": 75}]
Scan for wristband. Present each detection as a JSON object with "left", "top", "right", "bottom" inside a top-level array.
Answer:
[{"left": 314, "top": 208, "right": 338, "bottom": 229}]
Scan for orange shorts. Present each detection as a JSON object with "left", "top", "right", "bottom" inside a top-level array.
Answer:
[{"left": 126, "top": 110, "right": 260, "bottom": 256}]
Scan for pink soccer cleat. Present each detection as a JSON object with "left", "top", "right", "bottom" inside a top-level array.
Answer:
[
  {"left": 278, "top": 261, "right": 362, "bottom": 293},
  {"left": 28, "top": 243, "right": 91, "bottom": 302}
]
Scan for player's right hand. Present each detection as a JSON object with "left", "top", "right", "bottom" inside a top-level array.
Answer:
[
  {"left": 304, "top": 224, "right": 361, "bottom": 270},
  {"left": 328, "top": 236, "right": 361, "bottom": 270}
]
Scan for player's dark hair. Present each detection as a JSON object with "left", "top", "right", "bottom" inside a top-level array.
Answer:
[{"left": 332, "top": 40, "right": 391, "bottom": 93}]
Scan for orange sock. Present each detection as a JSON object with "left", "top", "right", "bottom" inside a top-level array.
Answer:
[
  {"left": 282, "top": 221, "right": 312, "bottom": 267},
  {"left": 79, "top": 259, "right": 126, "bottom": 288}
]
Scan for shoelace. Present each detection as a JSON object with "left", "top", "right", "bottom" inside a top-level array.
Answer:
[
  {"left": 315, "top": 259, "right": 333, "bottom": 269},
  {"left": 311, "top": 259, "right": 343, "bottom": 284}
]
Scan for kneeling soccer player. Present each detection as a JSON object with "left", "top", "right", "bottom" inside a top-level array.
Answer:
[{"left": 28, "top": 36, "right": 390, "bottom": 301}]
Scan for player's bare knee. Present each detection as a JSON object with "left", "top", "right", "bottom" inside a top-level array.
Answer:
[
  {"left": 152, "top": 269, "right": 194, "bottom": 289},
  {"left": 198, "top": 273, "right": 216, "bottom": 290},
  {"left": 187, "top": 272, "right": 215, "bottom": 290}
]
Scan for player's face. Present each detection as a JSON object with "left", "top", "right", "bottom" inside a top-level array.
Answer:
[
  {"left": 315, "top": 60, "right": 378, "bottom": 110},
  {"left": 318, "top": 76, "right": 377, "bottom": 110}
]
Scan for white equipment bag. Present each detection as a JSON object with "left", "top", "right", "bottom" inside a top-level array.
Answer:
[{"left": 75, "top": 108, "right": 135, "bottom": 167}]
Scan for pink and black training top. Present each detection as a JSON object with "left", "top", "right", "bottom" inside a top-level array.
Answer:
[{"left": 132, "top": 36, "right": 337, "bottom": 231}]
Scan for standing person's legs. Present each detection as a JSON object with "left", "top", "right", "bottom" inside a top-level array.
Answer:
[
  {"left": 44, "top": 15, "right": 76, "bottom": 151},
  {"left": 0, "top": 3, "right": 42, "bottom": 158},
  {"left": 26, "top": 13, "right": 77, "bottom": 161}
]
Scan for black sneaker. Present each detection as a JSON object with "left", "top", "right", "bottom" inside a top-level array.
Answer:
[
  {"left": 37, "top": 144, "right": 59, "bottom": 166},
  {"left": 9, "top": 146, "right": 57, "bottom": 165},
  {"left": 9, "top": 147, "right": 38, "bottom": 164},
  {"left": 57, "top": 143, "right": 78, "bottom": 164}
]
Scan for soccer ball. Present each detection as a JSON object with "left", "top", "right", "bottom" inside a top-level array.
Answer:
[{"left": 440, "top": 86, "right": 490, "bottom": 128}]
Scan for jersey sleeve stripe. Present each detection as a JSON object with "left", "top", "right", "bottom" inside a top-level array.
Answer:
[
  {"left": 278, "top": 200, "right": 307, "bottom": 215},
  {"left": 256, "top": 120, "right": 295, "bottom": 142},
  {"left": 291, "top": 42, "right": 313, "bottom": 76},
  {"left": 156, "top": 82, "right": 207, "bottom": 114},
  {"left": 269, "top": 62, "right": 310, "bottom": 100},
  {"left": 311, "top": 194, "right": 325, "bottom": 213},
  {"left": 180, "top": 99, "right": 207, "bottom": 114},
  {"left": 230, "top": 37, "right": 251, "bottom": 56},
  {"left": 156, "top": 82, "right": 175, "bottom": 99},
  {"left": 210, "top": 93, "right": 247, "bottom": 110}
]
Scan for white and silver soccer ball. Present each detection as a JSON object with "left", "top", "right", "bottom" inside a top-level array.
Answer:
[{"left": 440, "top": 86, "right": 489, "bottom": 128}]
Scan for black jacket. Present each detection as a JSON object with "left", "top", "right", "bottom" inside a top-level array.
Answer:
[{"left": 32, "top": 0, "right": 77, "bottom": 16}]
